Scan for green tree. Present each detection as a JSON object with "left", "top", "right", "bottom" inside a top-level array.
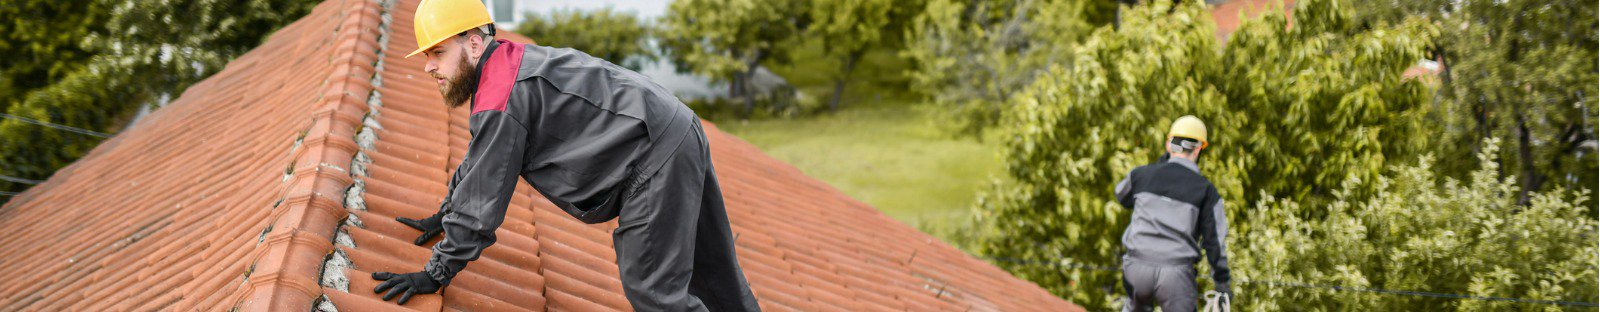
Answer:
[
  {"left": 1353, "top": 0, "right": 1599, "bottom": 207},
  {"left": 0, "top": 0, "right": 318, "bottom": 198},
  {"left": 807, "top": 0, "right": 892, "bottom": 111},
  {"left": 0, "top": 1, "right": 107, "bottom": 113},
  {"left": 514, "top": 8, "right": 655, "bottom": 71},
  {"left": 970, "top": 0, "right": 1435, "bottom": 308},
  {"left": 658, "top": 0, "right": 810, "bottom": 118},
  {"left": 0, "top": 0, "right": 112, "bottom": 198},
  {"left": 902, "top": 0, "right": 1119, "bottom": 136},
  {"left": 1234, "top": 140, "right": 1597, "bottom": 310}
]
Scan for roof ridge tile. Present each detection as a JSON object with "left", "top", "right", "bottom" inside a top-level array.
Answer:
[{"left": 227, "top": 0, "right": 390, "bottom": 309}]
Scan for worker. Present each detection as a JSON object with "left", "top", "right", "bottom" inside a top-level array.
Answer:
[
  {"left": 369, "top": 0, "right": 760, "bottom": 310},
  {"left": 1113, "top": 115, "right": 1232, "bottom": 312}
]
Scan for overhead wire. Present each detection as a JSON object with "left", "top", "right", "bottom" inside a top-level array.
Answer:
[
  {"left": 0, "top": 113, "right": 111, "bottom": 138},
  {"left": 0, "top": 175, "right": 41, "bottom": 185},
  {"left": 981, "top": 256, "right": 1599, "bottom": 308}
]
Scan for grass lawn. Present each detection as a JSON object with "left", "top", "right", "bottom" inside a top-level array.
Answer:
[
  {"left": 702, "top": 39, "right": 1002, "bottom": 243},
  {"left": 716, "top": 100, "right": 1003, "bottom": 234}
]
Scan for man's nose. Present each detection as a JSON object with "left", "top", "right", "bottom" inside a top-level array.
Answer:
[{"left": 424, "top": 59, "right": 437, "bottom": 74}]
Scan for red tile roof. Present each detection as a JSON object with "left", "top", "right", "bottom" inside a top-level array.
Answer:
[
  {"left": 1212, "top": 0, "right": 1296, "bottom": 39},
  {"left": 0, "top": 0, "right": 1079, "bottom": 311}
]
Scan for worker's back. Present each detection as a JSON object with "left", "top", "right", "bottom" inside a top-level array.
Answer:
[
  {"left": 478, "top": 41, "right": 699, "bottom": 223},
  {"left": 1118, "top": 117, "right": 1232, "bottom": 311},
  {"left": 1116, "top": 157, "right": 1223, "bottom": 266}
]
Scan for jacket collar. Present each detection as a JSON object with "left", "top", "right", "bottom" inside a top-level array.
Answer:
[
  {"left": 469, "top": 39, "right": 503, "bottom": 87},
  {"left": 1167, "top": 156, "right": 1200, "bottom": 173}
]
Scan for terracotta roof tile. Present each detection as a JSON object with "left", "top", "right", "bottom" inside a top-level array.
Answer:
[
  {"left": 0, "top": 0, "right": 1081, "bottom": 310},
  {"left": 1212, "top": 0, "right": 1296, "bottom": 39}
]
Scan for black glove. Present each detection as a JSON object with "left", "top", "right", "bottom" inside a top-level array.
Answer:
[
  {"left": 372, "top": 271, "right": 443, "bottom": 305},
  {"left": 396, "top": 211, "right": 445, "bottom": 246}
]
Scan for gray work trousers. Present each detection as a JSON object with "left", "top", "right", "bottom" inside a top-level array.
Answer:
[
  {"left": 612, "top": 121, "right": 761, "bottom": 312},
  {"left": 1122, "top": 259, "right": 1198, "bottom": 312}
]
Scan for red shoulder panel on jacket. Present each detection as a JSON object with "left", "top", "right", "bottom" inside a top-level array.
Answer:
[{"left": 471, "top": 39, "right": 524, "bottom": 114}]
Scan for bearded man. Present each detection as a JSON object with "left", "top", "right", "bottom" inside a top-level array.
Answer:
[{"left": 368, "top": 1, "right": 760, "bottom": 311}]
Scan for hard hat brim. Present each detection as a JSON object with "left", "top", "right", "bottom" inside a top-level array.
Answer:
[
  {"left": 406, "top": 47, "right": 428, "bottom": 58},
  {"left": 406, "top": 37, "right": 448, "bottom": 58}
]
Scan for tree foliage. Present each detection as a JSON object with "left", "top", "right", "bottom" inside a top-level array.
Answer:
[
  {"left": 514, "top": 8, "right": 655, "bottom": 71},
  {"left": 1233, "top": 139, "right": 1597, "bottom": 311},
  {"left": 807, "top": 0, "right": 893, "bottom": 111},
  {"left": 0, "top": 0, "right": 318, "bottom": 197},
  {"left": 0, "top": 0, "right": 107, "bottom": 112},
  {"left": 902, "top": 0, "right": 1119, "bottom": 136},
  {"left": 970, "top": 0, "right": 1438, "bottom": 308},
  {"left": 1354, "top": 0, "right": 1600, "bottom": 207},
  {"left": 657, "top": 0, "right": 811, "bottom": 117}
]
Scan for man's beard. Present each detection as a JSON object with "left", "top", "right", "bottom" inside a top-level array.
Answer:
[{"left": 441, "top": 56, "right": 479, "bottom": 108}]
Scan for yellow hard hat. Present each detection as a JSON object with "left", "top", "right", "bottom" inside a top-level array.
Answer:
[
  {"left": 1168, "top": 115, "right": 1209, "bottom": 148},
  {"left": 407, "top": 0, "right": 494, "bottom": 58}
]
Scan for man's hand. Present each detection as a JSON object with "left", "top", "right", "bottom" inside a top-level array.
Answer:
[
  {"left": 396, "top": 212, "right": 445, "bottom": 246},
  {"left": 1203, "top": 290, "right": 1232, "bottom": 312},
  {"left": 372, "top": 271, "right": 443, "bottom": 305}
]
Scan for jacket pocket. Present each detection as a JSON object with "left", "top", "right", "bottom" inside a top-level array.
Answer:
[{"left": 566, "top": 164, "right": 645, "bottom": 224}]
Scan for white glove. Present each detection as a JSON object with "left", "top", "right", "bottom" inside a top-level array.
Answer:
[{"left": 1202, "top": 290, "right": 1231, "bottom": 312}]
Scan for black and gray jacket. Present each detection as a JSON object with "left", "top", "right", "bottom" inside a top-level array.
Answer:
[
  {"left": 1115, "top": 156, "right": 1232, "bottom": 293},
  {"left": 423, "top": 39, "right": 699, "bottom": 283}
]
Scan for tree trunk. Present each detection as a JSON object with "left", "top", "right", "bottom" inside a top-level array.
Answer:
[
  {"left": 729, "top": 77, "right": 741, "bottom": 103},
  {"left": 1515, "top": 114, "right": 1544, "bottom": 206},
  {"left": 1552, "top": 122, "right": 1585, "bottom": 189},
  {"left": 742, "top": 67, "right": 758, "bottom": 118},
  {"left": 1473, "top": 100, "right": 1490, "bottom": 154},
  {"left": 828, "top": 53, "right": 861, "bottom": 112},
  {"left": 740, "top": 50, "right": 769, "bottom": 119}
]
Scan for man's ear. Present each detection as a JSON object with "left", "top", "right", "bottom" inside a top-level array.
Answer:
[
  {"left": 464, "top": 35, "right": 487, "bottom": 63},
  {"left": 474, "top": 34, "right": 489, "bottom": 54}
]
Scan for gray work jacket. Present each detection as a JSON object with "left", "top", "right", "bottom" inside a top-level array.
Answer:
[
  {"left": 424, "top": 39, "right": 698, "bottom": 282},
  {"left": 1114, "top": 156, "right": 1232, "bottom": 293}
]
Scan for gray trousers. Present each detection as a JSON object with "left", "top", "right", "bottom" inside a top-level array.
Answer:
[
  {"left": 1122, "top": 260, "right": 1198, "bottom": 312},
  {"left": 612, "top": 121, "right": 761, "bottom": 312}
]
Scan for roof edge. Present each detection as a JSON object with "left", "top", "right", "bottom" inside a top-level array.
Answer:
[{"left": 223, "top": 0, "right": 388, "bottom": 310}]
